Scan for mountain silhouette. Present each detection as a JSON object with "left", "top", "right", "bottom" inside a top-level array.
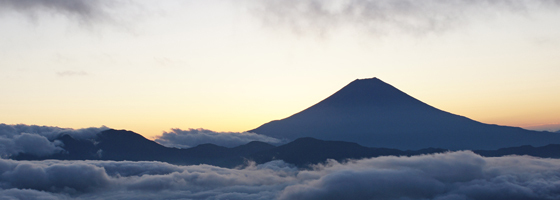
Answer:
[
  {"left": 474, "top": 144, "right": 560, "bottom": 158},
  {"left": 12, "top": 129, "right": 447, "bottom": 167},
  {"left": 250, "top": 78, "right": 560, "bottom": 150},
  {"left": 13, "top": 129, "right": 276, "bottom": 167},
  {"left": 247, "top": 137, "right": 447, "bottom": 167},
  {"left": 12, "top": 129, "right": 560, "bottom": 168}
]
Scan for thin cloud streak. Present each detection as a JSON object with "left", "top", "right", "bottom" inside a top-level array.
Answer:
[{"left": 154, "top": 128, "right": 284, "bottom": 148}]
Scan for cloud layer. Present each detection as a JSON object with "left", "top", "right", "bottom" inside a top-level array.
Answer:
[
  {"left": 154, "top": 128, "right": 284, "bottom": 148},
  {"left": 4, "top": 0, "right": 559, "bottom": 34},
  {"left": 0, "top": 124, "right": 108, "bottom": 158},
  {"left": 250, "top": 0, "right": 560, "bottom": 35},
  {"left": 2, "top": 151, "right": 560, "bottom": 199}
]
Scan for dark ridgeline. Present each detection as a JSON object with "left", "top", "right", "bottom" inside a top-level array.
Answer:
[
  {"left": 248, "top": 137, "right": 447, "bottom": 167},
  {"left": 250, "top": 78, "right": 560, "bottom": 150},
  {"left": 11, "top": 129, "right": 444, "bottom": 168},
  {"left": 13, "top": 129, "right": 277, "bottom": 167},
  {"left": 474, "top": 144, "right": 560, "bottom": 158},
  {"left": 10, "top": 77, "right": 560, "bottom": 167},
  {"left": 12, "top": 129, "right": 560, "bottom": 168}
]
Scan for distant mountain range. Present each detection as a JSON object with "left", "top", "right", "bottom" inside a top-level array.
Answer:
[
  {"left": 11, "top": 77, "right": 560, "bottom": 167},
  {"left": 250, "top": 78, "right": 560, "bottom": 150},
  {"left": 12, "top": 129, "right": 560, "bottom": 168},
  {"left": 14, "top": 129, "right": 275, "bottom": 167}
]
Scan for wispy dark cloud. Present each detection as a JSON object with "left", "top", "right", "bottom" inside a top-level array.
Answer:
[
  {"left": 2, "top": 151, "right": 560, "bottom": 199},
  {"left": 0, "top": 124, "right": 108, "bottom": 158},
  {"left": 154, "top": 128, "right": 284, "bottom": 148},
  {"left": 250, "top": 0, "right": 560, "bottom": 36},
  {"left": 0, "top": 0, "right": 125, "bottom": 25}
]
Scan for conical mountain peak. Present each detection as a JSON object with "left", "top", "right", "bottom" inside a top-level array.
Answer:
[
  {"left": 306, "top": 77, "right": 433, "bottom": 112},
  {"left": 250, "top": 77, "right": 560, "bottom": 150}
]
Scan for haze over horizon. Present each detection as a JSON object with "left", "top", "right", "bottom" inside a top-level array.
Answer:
[{"left": 1, "top": 0, "right": 560, "bottom": 138}]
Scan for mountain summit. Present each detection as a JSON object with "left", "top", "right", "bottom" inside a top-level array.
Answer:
[
  {"left": 309, "top": 78, "right": 432, "bottom": 108},
  {"left": 250, "top": 78, "right": 560, "bottom": 150}
]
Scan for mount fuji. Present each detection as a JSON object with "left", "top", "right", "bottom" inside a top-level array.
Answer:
[{"left": 250, "top": 78, "right": 560, "bottom": 150}]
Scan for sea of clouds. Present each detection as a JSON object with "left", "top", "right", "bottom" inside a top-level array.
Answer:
[
  {"left": 2, "top": 124, "right": 560, "bottom": 199},
  {"left": 1, "top": 151, "right": 560, "bottom": 199}
]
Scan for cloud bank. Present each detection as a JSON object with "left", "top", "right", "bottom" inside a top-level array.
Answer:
[
  {"left": 154, "top": 128, "right": 284, "bottom": 148},
  {"left": 2, "top": 151, "right": 560, "bottom": 199},
  {"left": 0, "top": 124, "right": 108, "bottom": 158},
  {"left": 250, "top": 0, "right": 560, "bottom": 35}
]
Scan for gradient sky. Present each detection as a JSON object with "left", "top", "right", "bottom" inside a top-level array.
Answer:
[{"left": 1, "top": 0, "right": 560, "bottom": 138}]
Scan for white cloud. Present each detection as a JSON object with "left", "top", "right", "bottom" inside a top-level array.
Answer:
[
  {"left": 278, "top": 151, "right": 560, "bottom": 200},
  {"left": 0, "top": 133, "right": 63, "bottom": 158},
  {"left": 154, "top": 128, "right": 284, "bottom": 148},
  {"left": 0, "top": 158, "right": 299, "bottom": 199},
  {"left": 1, "top": 151, "right": 560, "bottom": 199},
  {"left": 0, "top": 124, "right": 108, "bottom": 158},
  {"left": 13, "top": 133, "right": 64, "bottom": 157},
  {"left": 0, "top": 188, "right": 68, "bottom": 200}
]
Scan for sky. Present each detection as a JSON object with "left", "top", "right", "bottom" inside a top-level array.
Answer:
[{"left": 1, "top": 0, "right": 560, "bottom": 138}]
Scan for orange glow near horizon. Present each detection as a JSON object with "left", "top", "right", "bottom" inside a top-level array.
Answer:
[
  {"left": 2, "top": 89, "right": 558, "bottom": 140},
  {"left": 1, "top": 1, "right": 559, "bottom": 139}
]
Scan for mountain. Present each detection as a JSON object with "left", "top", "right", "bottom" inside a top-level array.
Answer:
[
  {"left": 474, "top": 144, "right": 560, "bottom": 158},
  {"left": 13, "top": 129, "right": 276, "bottom": 167},
  {"left": 250, "top": 78, "right": 560, "bottom": 150},
  {"left": 12, "top": 129, "right": 560, "bottom": 168},
  {"left": 12, "top": 129, "right": 447, "bottom": 167},
  {"left": 247, "top": 137, "right": 447, "bottom": 167}
]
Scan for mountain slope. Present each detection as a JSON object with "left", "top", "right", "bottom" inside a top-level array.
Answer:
[
  {"left": 12, "top": 129, "right": 560, "bottom": 168},
  {"left": 248, "top": 137, "right": 447, "bottom": 167},
  {"left": 250, "top": 78, "right": 560, "bottom": 150},
  {"left": 474, "top": 144, "right": 560, "bottom": 158},
  {"left": 13, "top": 129, "right": 276, "bottom": 167}
]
